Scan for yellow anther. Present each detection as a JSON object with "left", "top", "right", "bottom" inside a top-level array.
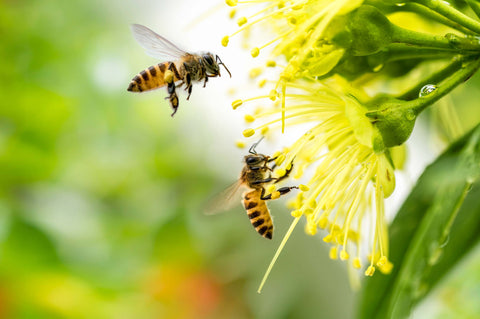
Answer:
[
  {"left": 376, "top": 256, "right": 387, "bottom": 267},
  {"left": 275, "top": 154, "right": 285, "bottom": 166},
  {"left": 353, "top": 258, "right": 362, "bottom": 269},
  {"left": 232, "top": 99, "right": 243, "bottom": 109},
  {"left": 291, "top": 209, "right": 302, "bottom": 217},
  {"left": 266, "top": 60, "right": 276, "bottom": 67},
  {"left": 243, "top": 128, "right": 255, "bottom": 137},
  {"left": 226, "top": 0, "right": 237, "bottom": 6},
  {"left": 365, "top": 266, "right": 376, "bottom": 276},
  {"left": 306, "top": 223, "right": 317, "bottom": 235},
  {"left": 237, "top": 16, "right": 247, "bottom": 26},
  {"left": 251, "top": 47, "right": 260, "bottom": 58},
  {"left": 340, "top": 250, "right": 349, "bottom": 260},
  {"left": 249, "top": 67, "right": 263, "bottom": 78},
  {"left": 329, "top": 247, "right": 338, "bottom": 260},
  {"left": 221, "top": 35, "right": 229, "bottom": 47},
  {"left": 235, "top": 140, "right": 246, "bottom": 148},
  {"left": 303, "top": 208, "right": 313, "bottom": 215},
  {"left": 318, "top": 217, "right": 328, "bottom": 229},
  {"left": 229, "top": 9, "right": 236, "bottom": 19},
  {"left": 261, "top": 126, "right": 269, "bottom": 134},
  {"left": 292, "top": 3, "right": 304, "bottom": 10},
  {"left": 164, "top": 70, "right": 174, "bottom": 83},
  {"left": 275, "top": 168, "right": 286, "bottom": 178},
  {"left": 379, "top": 261, "right": 393, "bottom": 274},
  {"left": 299, "top": 184, "right": 309, "bottom": 192},
  {"left": 269, "top": 90, "right": 277, "bottom": 101},
  {"left": 258, "top": 79, "right": 267, "bottom": 88},
  {"left": 323, "top": 234, "right": 333, "bottom": 243},
  {"left": 289, "top": 17, "right": 297, "bottom": 24},
  {"left": 244, "top": 114, "right": 255, "bottom": 122}
]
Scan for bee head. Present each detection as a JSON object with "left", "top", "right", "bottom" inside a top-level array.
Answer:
[
  {"left": 203, "top": 53, "right": 220, "bottom": 76},
  {"left": 245, "top": 154, "right": 268, "bottom": 167},
  {"left": 203, "top": 53, "right": 232, "bottom": 78}
]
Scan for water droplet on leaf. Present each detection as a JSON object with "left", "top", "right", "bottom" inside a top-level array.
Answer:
[{"left": 419, "top": 84, "right": 437, "bottom": 98}]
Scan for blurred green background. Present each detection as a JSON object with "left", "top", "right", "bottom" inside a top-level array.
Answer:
[
  {"left": 0, "top": 1, "right": 354, "bottom": 318},
  {"left": 1, "top": 1, "right": 479, "bottom": 318}
]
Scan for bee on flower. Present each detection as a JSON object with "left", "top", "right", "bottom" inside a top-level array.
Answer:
[{"left": 222, "top": 0, "right": 480, "bottom": 291}]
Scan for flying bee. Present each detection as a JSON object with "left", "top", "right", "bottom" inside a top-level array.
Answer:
[
  {"left": 127, "top": 24, "right": 231, "bottom": 116},
  {"left": 206, "top": 139, "right": 298, "bottom": 239}
]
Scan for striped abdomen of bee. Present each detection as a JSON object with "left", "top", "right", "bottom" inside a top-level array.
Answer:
[
  {"left": 127, "top": 62, "right": 181, "bottom": 93},
  {"left": 243, "top": 189, "right": 274, "bottom": 240}
]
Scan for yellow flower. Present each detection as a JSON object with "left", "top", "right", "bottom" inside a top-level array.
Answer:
[
  {"left": 224, "top": 0, "right": 364, "bottom": 131},
  {"left": 224, "top": 0, "right": 406, "bottom": 292},
  {"left": 240, "top": 78, "right": 396, "bottom": 292}
]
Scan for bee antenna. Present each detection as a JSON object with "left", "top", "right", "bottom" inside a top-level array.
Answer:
[
  {"left": 216, "top": 55, "right": 232, "bottom": 78},
  {"left": 249, "top": 136, "right": 264, "bottom": 154}
]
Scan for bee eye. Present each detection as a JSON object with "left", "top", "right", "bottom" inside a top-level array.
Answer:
[
  {"left": 203, "top": 55, "right": 214, "bottom": 65},
  {"left": 246, "top": 156, "right": 258, "bottom": 165}
]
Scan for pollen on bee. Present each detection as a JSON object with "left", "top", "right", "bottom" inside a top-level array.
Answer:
[
  {"left": 266, "top": 184, "right": 276, "bottom": 193},
  {"left": 243, "top": 128, "right": 255, "bottom": 137},
  {"left": 164, "top": 70, "right": 174, "bottom": 83},
  {"left": 271, "top": 191, "right": 281, "bottom": 200}
]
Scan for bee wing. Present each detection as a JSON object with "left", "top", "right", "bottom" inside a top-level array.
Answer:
[
  {"left": 131, "top": 24, "right": 187, "bottom": 60},
  {"left": 204, "top": 181, "right": 247, "bottom": 215}
]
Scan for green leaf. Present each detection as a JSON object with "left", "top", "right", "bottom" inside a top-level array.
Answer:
[{"left": 357, "top": 123, "right": 480, "bottom": 319}]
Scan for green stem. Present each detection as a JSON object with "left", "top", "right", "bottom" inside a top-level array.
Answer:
[
  {"left": 364, "top": 0, "right": 476, "bottom": 35},
  {"left": 398, "top": 56, "right": 465, "bottom": 100},
  {"left": 385, "top": 44, "right": 460, "bottom": 61},
  {"left": 413, "top": 0, "right": 480, "bottom": 34},
  {"left": 402, "top": 2, "right": 476, "bottom": 35},
  {"left": 404, "top": 56, "right": 480, "bottom": 115},
  {"left": 466, "top": 0, "right": 480, "bottom": 19},
  {"left": 391, "top": 24, "right": 480, "bottom": 51}
]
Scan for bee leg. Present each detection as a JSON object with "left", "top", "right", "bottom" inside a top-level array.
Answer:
[
  {"left": 166, "top": 81, "right": 179, "bottom": 117},
  {"left": 164, "top": 62, "right": 182, "bottom": 116},
  {"left": 251, "top": 177, "right": 276, "bottom": 185},
  {"left": 261, "top": 186, "right": 299, "bottom": 200},
  {"left": 203, "top": 75, "right": 208, "bottom": 88},
  {"left": 273, "top": 162, "right": 295, "bottom": 184},
  {"left": 184, "top": 71, "right": 193, "bottom": 100}
]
